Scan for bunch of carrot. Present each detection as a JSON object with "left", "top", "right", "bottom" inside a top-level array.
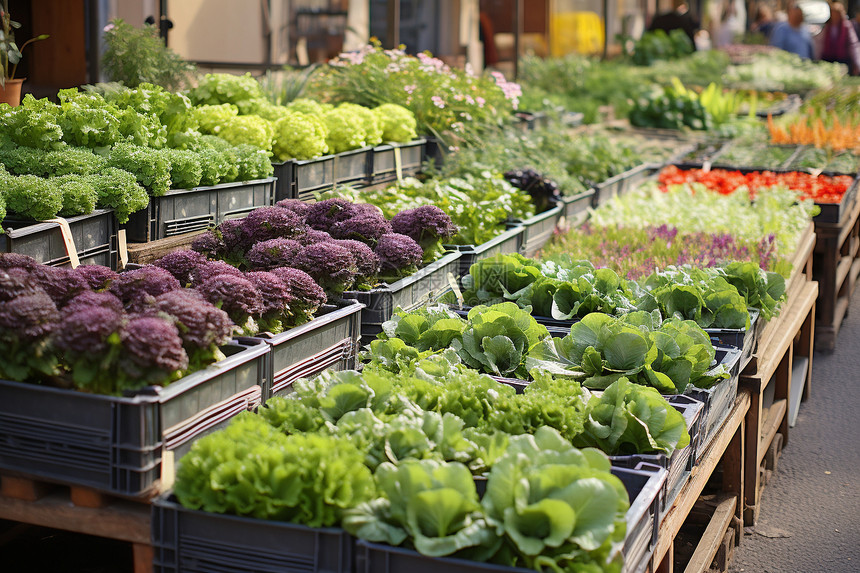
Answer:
[{"left": 768, "top": 113, "right": 860, "bottom": 151}]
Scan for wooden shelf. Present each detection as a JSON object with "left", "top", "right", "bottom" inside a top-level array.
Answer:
[
  {"left": 681, "top": 495, "right": 737, "bottom": 573},
  {"left": 758, "top": 399, "right": 787, "bottom": 466}
]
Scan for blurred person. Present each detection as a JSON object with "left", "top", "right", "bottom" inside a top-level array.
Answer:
[
  {"left": 752, "top": 5, "right": 777, "bottom": 38},
  {"left": 648, "top": 0, "right": 700, "bottom": 45},
  {"left": 818, "top": 2, "right": 860, "bottom": 73},
  {"left": 708, "top": 0, "right": 747, "bottom": 47},
  {"left": 770, "top": 5, "right": 814, "bottom": 58}
]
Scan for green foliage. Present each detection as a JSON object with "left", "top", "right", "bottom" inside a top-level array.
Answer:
[
  {"left": 627, "top": 30, "right": 694, "bottom": 66},
  {"left": 0, "top": 95, "right": 64, "bottom": 150},
  {"left": 195, "top": 103, "right": 239, "bottom": 135},
  {"left": 374, "top": 103, "right": 418, "bottom": 143},
  {"left": 233, "top": 144, "right": 274, "bottom": 181},
  {"left": 272, "top": 110, "right": 329, "bottom": 161},
  {"left": 104, "top": 82, "right": 199, "bottom": 148},
  {"left": 323, "top": 106, "right": 367, "bottom": 153},
  {"left": 101, "top": 19, "right": 196, "bottom": 92},
  {"left": 53, "top": 174, "right": 98, "bottom": 217},
  {"left": 160, "top": 147, "right": 203, "bottom": 190},
  {"left": 4, "top": 174, "right": 63, "bottom": 220},
  {"left": 188, "top": 72, "right": 264, "bottom": 106},
  {"left": 105, "top": 142, "right": 171, "bottom": 196},
  {"left": 339, "top": 102, "right": 383, "bottom": 146},
  {"left": 88, "top": 167, "right": 150, "bottom": 223},
  {"left": 216, "top": 115, "right": 274, "bottom": 154}
]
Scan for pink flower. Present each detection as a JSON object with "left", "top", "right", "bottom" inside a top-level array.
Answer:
[
  {"left": 404, "top": 84, "right": 417, "bottom": 94},
  {"left": 431, "top": 96, "right": 445, "bottom": 109},
  {"left": 476, "top": 97, "right": 486, "bottom": 108},
  {"left": 103, "top": 23, "right": 115, "bottom": 32}
]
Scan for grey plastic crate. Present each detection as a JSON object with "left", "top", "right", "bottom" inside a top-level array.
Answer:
[
  {"left": 592, "top": 164, "right": 654, "bottom": 208},
  {"left": 513, "top": 205, "right": 562, "bottom": 258},
  {"left": 293, "top": 154, "right": 336, "bottom": 202},
  {"left": 686, "top": 346, "right": 743, "bottom": 458},
  {"left": 272, "top": 159, "right": 295, "bottom": 202},
  {"left": 343, "top": 250, "right": 462, "bottom": 343},
  {"left": 0, "top": 340, "right": 269, "bottom": 497},
  {"left": 704, "top": 309, "right": 762, "bottom": 371},
  {"left": 356, "top": 463, "right": 667, "bottom": 573},
  {"left": 0, "top": 209, "right": 117, "bottom": 269},
  {"left": 152, "top": 495, "right": 353, "bottom": 573},
  {"left": 370, "top": 140, "right": 427, "bottom": 184},
  {"left": 560, "top": 190, "right": 595, "bottom": 228},
  {"left": 335, "top": 147, "right": 373, "bottom": 186},
  {"left": 446, "top": 224, "right": 525, "bottom": 278},
  {"left": 244, "top": 300, "right": 363, "bottom": 400}
]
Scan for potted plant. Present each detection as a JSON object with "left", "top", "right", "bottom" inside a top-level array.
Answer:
[{"left": 1, "top": 0, "right": 48, "bottom": 106}]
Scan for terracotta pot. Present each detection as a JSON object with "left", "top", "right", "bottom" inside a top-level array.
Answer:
[{"left": 0, "top": 78, "right": 25, "bottom": 107}]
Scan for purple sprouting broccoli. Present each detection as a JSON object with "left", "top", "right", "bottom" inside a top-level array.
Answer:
[
  {"left": 296, "top": 229, "right": 333, "bottom": 245},
  {"left": 64, "top": 290, "right": 124, "bottom": 315},
  {"left": 304, "top": 198, "right": 356, "bottom": 230},
  {"left": 245, "top": 238, "right": 302, "bottom": 270},
  {"left": 191, "top": 260, "right": 244, "bottom": 286},
  {"left": 275, "top": 198, "right": 311, "bottom": 218},
  {"left": 52, "top": 305, "right": 126, "bottom": 394},
  {"left": 375, "top": 233, "right": 423, "bottom": 280},
  {"left": 270, "top": 267, "right": 326, "bottom": 325},
  {"left": 191, "top": 229, "right": 225, "bottom": 259},
  {"left": 390, "top": 205, "right": 457, "bottom": 263},
  {"left": 154, "top": 250, "right": 209, "bottom": 285},
  {"left": 196, "top": 273, "right": 264, "bottom": 335},
  {"left": 74, "top": 265, "right": 119, "bottom": 291},
  {"left": 329, "top": 212, "right": 392, "bottom": 246},
  {"left": 218, "top": 218, "right": 253, "bottom": 256},
  {"left": 331, "top": 239, "right": 379, "bottom": 290},
  {"left": 0, "top": 253, "right": 40, "bottom": 270},
  {"left": 0, "top": 273, "right": 60, "bottom": 381},
  {"left": 245, "top": 271, "right": 295, "bottom": 334},
  {"left": 119, "top": 315, "right": 189, "bottom": 391},
  {"left": 241, "top": 206, "right": 307, "bottom": 244},
  {"left": 293, "top": 241, "right": 357, "bottom": 296},
  {"left": 110, "top": 266, "right": 181, "bottom": 312},
  {"left": 27, "top": 265, "right": 90, "bottom": 308},
  {"left": 153, "top": 289, "right": 233, "bottom": 369}
]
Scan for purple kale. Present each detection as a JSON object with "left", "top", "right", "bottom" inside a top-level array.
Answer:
[
  {"left": 73, "top": 265, "right": 119, "bottom": 291},
  {"left": 390, "top": 205, "right": 457, "bottom": 257},
  {"left": 154, "top": 250, "right": 209, "bottom": 285},
  {"left": 53, "top": 305, "right": 124, "bottom": 355},
  {"left": 296, "top": 229, "right": 333, "bottom": 245},
  {"left": 293, "top": 241, "right": 357, "bottom": 295},
  {"left": 270, "top": 267, "right": 326, "bottom": 324},
  {"left": 0, "top": 253, "right": 40, "bottom": 270},
  {"left": 64, "top": 290, "right": 124, "bottom": 315},
  {"left": 120, "top": 315, "right": 189, "bottom": 387},
  {"left": 241, "top": 206, "right": 307, "bottom": 243},
  {"left": 0, "top": 290, "right": 59, "bottom": 340},
  {"left": 245, "top": 271, "right": 294, "bottom": 315},
  {"left": 304, "top": 198, "right": 356, "bottom": 230},
  {"left": 245, "top": 238, "right": 302, "bottom": 270},
  {"left": 0, "top": 267, "right": 40, "bottom": 301},
  {"left": 329, "top": 213, "right": 392, "bottom": 246},
  {"left": 275, "top": 198, "right": 311, "bottom": 218},
  {"left": 331, "top": 239, "right": 379, "bottom": 288},
  {"left": 28, "top": 265, "right": 90, "bottom": 308},
  {"left": 196, "top": 273, "right": 264, "bottom": 329},
  {"left": 153, "top": 289, "right": 233, "bottom": 349},
  {"left": 191, "top": 260, "right": 244, "bottom": 286},
  {"left": 110, "top": 266, "right": 181, "bottom": 311},
  {"left": 218, "top": 218, "right": 253, "bottom": 254},
  {"left": 375, "top": 233, "right": 423, "bottom": 278},
  {"left": 191, "top": 229, "right": 225, "bottom": 259}
]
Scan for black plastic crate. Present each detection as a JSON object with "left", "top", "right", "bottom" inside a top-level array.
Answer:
[
  {"left": 0, "top": 209, "right": 117, "bottom": 269},
  {"left": 423, "top": 137, "right": 446, "bottom": 169},
  {"left": 243, "top": 300, "right": 364, "bottom": 400},
  {"left": 356, "top": 463, "right": 667, "bottom": 573},
  {"left": 559, "top": 189, "right": 595, "bottom": 228},
  {"left": 334, "top": 147, "right": 373, "bottom": 187},
  {"left": 272, "top": 159, "right": 295, "bottom": 202},
  {"left": 370, "top": 140, "right": 427, "bottom": 184},
  {"left": 686, "top": 346, "right": 743, "bottom": 458},
  {"left": 704, "top": 308, "right": 762, "bottom": 370},
  {"left": 512, "top": 205, "right": 562, "bottom": 258},
  {"left": 293, "top": 154, "right": 336, "bottom": 202},
  {"left": 446, "top": 224, "right": 525, "bottom": 278},
  {"left": 0, "top": 341, "right": 269, "bottom": 497},
  {"left": 343, "top": 251, "right": 462, "bottom": 344},
  {"left": 124, "top": 178, "right": 277, "bottom": 243},
  {"left": 152, "top": 495, "right": 353, "bottom": 573}
]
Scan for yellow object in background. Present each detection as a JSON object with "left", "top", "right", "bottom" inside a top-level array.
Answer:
[{"left": 550, "top": 12, "right": 604, "bottom": 56}]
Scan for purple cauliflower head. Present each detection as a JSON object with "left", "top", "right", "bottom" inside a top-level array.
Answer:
[
  {"left": 331, "top": 239, "right": 379, "bottom": 288},
  {"left": 304, "top": 198, "right": 357, "bottom": 230},
  {"left": 196, "top": 273, "right": 264, "bottom": 327},
  {"left": 296, "top": 229, "right": 333, "bottom": 245},
  {"left": 293, "top": 241, "right": 357, "bottom": 295},
  {"left": 329, "top": 212, "right": 392, "bottom": 246},
  {"left": 245, "top": 238, "right": 302, "bottom": 270},
  {"left": 375, "top": 233, "right": 423, "bottom": 278},
  {"left": 110, "top": 266, "right": 181, "bottom": 311},
  {"left": 270, "top": 267, "right": 326, "bottom": 324},
  {"left": 191, "top": 260, "right": 244, "bottom": 286},
  {"left": 241, "top": 207, "right": 307, "bottom": 244},
  {"left": 0, "top": 253, "right": 40, "bottom": 271},
  {"left": 245, "top": 271, "right": 294, "bottom": 316},
  {"left": 53, "top": 305, "right": 124, "bottom": 355},
  {"left": 27, "top": 265, "right": 90, "bottom": 309},
  {"left": 73, "top": 265, "right": 119, "bottom": 291},
  {"left": 154, "top": 250, "right": 209, "bottom": 285},
  {"left": 0, "top": 290, "right": 60, "bottom": 341},
  {"left": 275, "top": 198, "right": 312, "bottom": 218},
  {"left": 153, "top": 289, "right": 233, "bottom": 349},
  {"left": 64, "top": 290, "right": 124, "bottom": 316},
  {"left": 191, "top": 229, "right": 225, "bottom": 259},
  {"left": 390, "top": 205, "right": 458, "bottom": 251},
  {"left": 120, "top": 315, "right": 189, "bottom": 387}
]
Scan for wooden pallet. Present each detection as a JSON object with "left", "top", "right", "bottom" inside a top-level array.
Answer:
[
  {"left": 813, "top": 190, "right": 860, "bottom": 351},
  {"left": 126, "top": 231, "right": 203, "bottom": 266},
  {"left": 651, "top": 391, "right": 750, "bottom": 573},
  {"left": 0, "top": 472, "right": 152, "bottom": 573},
  {"left": 738, "top": 280, "right": 817, "bottom": 526}
]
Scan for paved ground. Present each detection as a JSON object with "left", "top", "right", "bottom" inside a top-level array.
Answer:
[{"left": 728, "top": 293, "right": 860, "bottom": 573}]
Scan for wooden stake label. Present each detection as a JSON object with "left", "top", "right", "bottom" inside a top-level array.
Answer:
[{"left": 43, "top": 217, "right": 80, "bottom": 268}]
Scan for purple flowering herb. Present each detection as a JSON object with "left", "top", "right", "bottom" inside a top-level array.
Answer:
[
  {"left": 110, "top": 266, "right": 181, "bottom": 312},
  {"left": 153, "top": 289, "right": 233, "bottom": 350},
  {"left": 275, "top": 198, "right": 312, "bottom": 218},
  {"left": 27, "top": 265, "right": 90, "bottom": 308},
  {"left": 374, "top": 233, "right": 423, "bottom": 278},
  {"left": 120, "top": 315, "right": 189, "bottom": 387},
  {"left": 304, "top": 198, "right": 357, "bottom": 230},
  {"left": 331, "top": 239, "right": 380, "bottom": 289},
  {"left": 329, "top": 213, "right": 392, "bottom": 246},
  {"left": 0, "top": 290, "right": 60, "bottom": 341},
  {"left": 0, "top": 253, "right": 40, "bottom": 270},
  {"left": 295, "top": 229, "right": 334, "bottom": 245},
  {"left": 64, "top": 290, "right": 124, "bottom": 316},
  {"left": 270, "top": 266, "right": 326, "bottom": 325},
  {"left": 196, "top": 273, "right": 264, "bottom": 328},
  {"left": 241, "top": 207, "right": 307, "bottom": 244},
  {"left": 53, "top": 305, "right": 124, "bottom": 356},
  {"left": 191, "top": 229, "right": 225, "bottom": 259},
  {"left": 191, "top": 260, "right": 244, "bottom": 286}
]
